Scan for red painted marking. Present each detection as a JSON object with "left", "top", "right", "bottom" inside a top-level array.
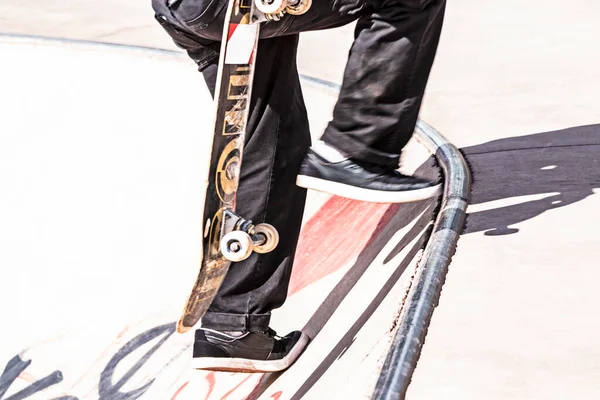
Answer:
[
  {"left": 288, "top": 197, "right": 398, "bottom": 296},
  {"left": 220, "top": 374, "right": 259, "bottom": 399},
  {"left": 271, "top": 391, "right": 283, "bottom": 400},
  {"left": 117, "top": 325, "right": 131, "bottom": 339},
  {"left": 170, "top": 381, "right": 189, "bottom": 400},
  {"left": 204, "top": 372, "right": 217, "bottom": 399},
  {"left": 18, "top": 371, "right": 35, "bottom": 383},
  {"left": 227, "top": 24, "right": 238, "bottom": 42},
  {"left": 116, "top": 324, "right": 130, "bottom": 338}
]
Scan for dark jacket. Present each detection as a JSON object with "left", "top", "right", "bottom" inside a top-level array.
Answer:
[{"left": 152, "top": 0, "right": 222, "bottom": 71}]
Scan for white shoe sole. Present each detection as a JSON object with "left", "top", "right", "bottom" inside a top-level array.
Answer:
[
  {"left": 296, "top": 175, "right": 442, "bottom": 203},
  {"left": 191, "top": 332, "right": 310, "bottom": 373}
]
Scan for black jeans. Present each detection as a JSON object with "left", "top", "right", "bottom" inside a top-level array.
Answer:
[{"left": 152, "top": 0, "right": 446, "bottom": 332}]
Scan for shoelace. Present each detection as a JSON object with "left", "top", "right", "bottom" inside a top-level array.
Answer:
[
  {"left": 268, "top": 330, "right": 290, "bottom": 354},
  {"left": 266, "top": 328, "right": 282, "bottom": 340}
]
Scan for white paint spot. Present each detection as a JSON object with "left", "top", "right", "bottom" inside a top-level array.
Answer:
[
  {"left": 225, "top": 24, "right": 259, "bottom": 65},
  {"left": 541, "top": 165, "right": 557, "bottom": 170},
  {"left": 467, "top": 192, "right": 561, "bottom": 213},
  {"left": 551, "top": 200, "right": 562, "bottom": 205},
  {"left": 204, "top": 219, "right": 211, "bottom": 238}
]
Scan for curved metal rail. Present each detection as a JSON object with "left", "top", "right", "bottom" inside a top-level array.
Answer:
[
  {"left": 293, "top": 73, "right": 473, "bottom": 399},
  {"left": 372, "top": 121, "right": 471, "bottom": 399}
]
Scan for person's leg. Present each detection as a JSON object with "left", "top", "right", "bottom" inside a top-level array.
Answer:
[
  {"left": 192, "top": 34, "right": 315, "bottom": 371},
  {"left": 262, "top": 0, "right": 445, "bottom": 165},
  {"left": 295, "top": 0, "right": 447, "bottom": 202},
  {"left": 199, "top": 34, "right": 311, "bottom": 333},
  {"left": 322, "top": 0, "right": 446, "bottom": 166}
]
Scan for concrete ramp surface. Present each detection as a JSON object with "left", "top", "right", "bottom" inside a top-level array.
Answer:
[{"left": 0, "top": 37, "right": 440, "bottom": 399}]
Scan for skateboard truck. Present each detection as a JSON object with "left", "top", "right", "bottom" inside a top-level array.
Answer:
[
  {"left": 219, "top": 210, "right": 280, "bottom": 262},
  {"left": 254, "top": 0, "right": 312, "bottom": 21}
]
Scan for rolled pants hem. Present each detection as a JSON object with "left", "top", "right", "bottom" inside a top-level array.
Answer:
[
  {"left": 321, "top": 129, "right": 402, "bottom": 167},
  {"left": 202, "top": 312, "right": 271, "bottom": 332}
]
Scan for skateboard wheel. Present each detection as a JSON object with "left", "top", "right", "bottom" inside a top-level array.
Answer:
[
  {"left": 255, "top": 0, "right": 286, "bottom": 16},
  {"left": 221, "top": 231, "right": 253, "bottom": 262},
  {"left": 264, "top": 10, "right": 285, "bottom": 21},
  {"left": 252, "top": 223, "right": 279, "bottom": 254},
  {"left": 286, "top": 0, "right": 311, "bottom": 15}
]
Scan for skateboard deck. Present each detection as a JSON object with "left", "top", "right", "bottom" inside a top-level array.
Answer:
[
  {"left": 177, "top": 0, "right": 261, "bottom": 334},
  {"left": 177, "top": 0, "right": 311, "bottom": 334}
]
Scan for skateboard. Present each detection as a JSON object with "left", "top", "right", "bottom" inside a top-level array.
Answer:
[{"left": 177, "top": 0, "right": 311, "bottom": 334}]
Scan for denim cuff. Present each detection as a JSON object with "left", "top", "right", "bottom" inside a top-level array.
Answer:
[
  {"left": 321, "top": 128, "right": 402, "bottom": 168},
  {"left": 201, "top": 312, "right": 271, "bottom": 332}
]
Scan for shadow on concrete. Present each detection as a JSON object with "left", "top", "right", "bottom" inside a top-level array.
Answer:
[
  {"left": 249, "top": 124, "right": 600, "bottom": 397},
  {"left": 463, "top": 124, "right": 600, "bottom": 236},
  {"left": 247, "top": 160, "right": 441, "bottom": 399}
]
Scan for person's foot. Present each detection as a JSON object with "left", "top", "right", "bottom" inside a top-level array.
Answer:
[
  {"left": 296, "top": 143, "right": 441, "bottom": 203},
  {"left": 192, "top": 328, "right": 309, "bottom": 372}
]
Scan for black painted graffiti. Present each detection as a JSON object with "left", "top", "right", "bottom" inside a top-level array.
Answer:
[
  {"left": 0, "top": 355, "right": 72, "bottom": 400},
  {"left": 99, "top": 323, "right": 176, "bottom": 400},
  {"left": 0, "top": 323, "right": 177, "bottom": 400}
]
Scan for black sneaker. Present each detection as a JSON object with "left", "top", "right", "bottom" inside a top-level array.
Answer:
[
  {"left": 296, "top": 149, "right": 441, "bottom": 203},
  {"left": 192, "top": 328, "right": 309, "bottom": 372}
]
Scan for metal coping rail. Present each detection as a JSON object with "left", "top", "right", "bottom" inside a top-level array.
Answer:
[
  {"left": 372, "top": 120, "right": 471, "bottom": 400},
  {"left": 1, "top": 33, "right": 472, "bottom": 399},
  {"left": 303, "top": 70, "right": 473, "bottom": 397}
]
